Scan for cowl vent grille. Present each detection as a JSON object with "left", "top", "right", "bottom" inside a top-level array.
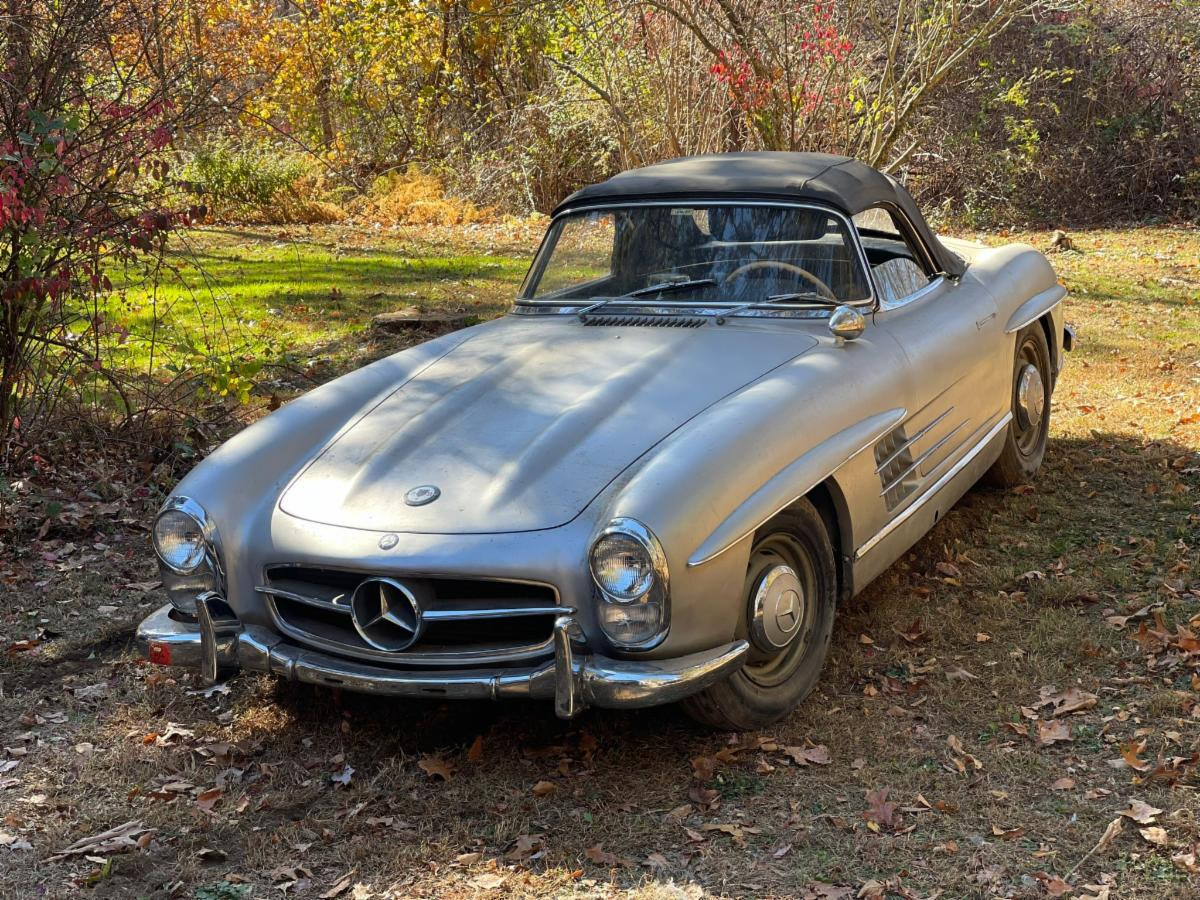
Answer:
[{"left": 582, "top": 314, "right": 705, "bottom": 328}]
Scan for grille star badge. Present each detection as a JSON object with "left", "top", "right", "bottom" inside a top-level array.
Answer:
[{"left": 349, "top": 577, "right": 424, "bottom": 652}]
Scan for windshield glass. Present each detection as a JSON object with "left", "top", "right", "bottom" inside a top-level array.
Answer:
[{"left": 520, "top": 204, "right": 870, "bottom": 306}]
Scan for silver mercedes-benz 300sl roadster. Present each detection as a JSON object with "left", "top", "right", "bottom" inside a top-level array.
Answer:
[{"left": 139, "top": 152, "right": 1072, "bottom": 729}]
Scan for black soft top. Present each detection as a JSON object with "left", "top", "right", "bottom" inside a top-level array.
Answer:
[{"left": 555, "top": 151, "right": 964, "bottom": 278}]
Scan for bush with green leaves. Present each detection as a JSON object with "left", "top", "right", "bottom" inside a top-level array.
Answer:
[{"left": 182, "top": 140, "right": 311, "bottom": 212}]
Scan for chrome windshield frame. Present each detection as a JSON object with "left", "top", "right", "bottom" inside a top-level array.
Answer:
[{"left": 512, "top": 199, "right": 876, "bottom": 318}]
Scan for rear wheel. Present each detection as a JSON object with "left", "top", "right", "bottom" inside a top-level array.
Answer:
[
  {"left": 986, "top": 323, "right": 1052, "bottom": 486},
  {"left": 681, "top": 500, "right": 836, "bottom": 731}
]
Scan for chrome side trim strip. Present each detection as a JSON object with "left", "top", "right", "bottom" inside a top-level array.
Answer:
[
  {"left": 879, "top": 419, "right": 966, "bottom": 496},
  {"left": 874, "top": 407, "right": 954, "bottom": 474},
  {"left": 1004, "top": 285, "right": 1067, "bottom": 334},
  {"left": 854, "top": 412, "right": 1012, "bottom": 560}
]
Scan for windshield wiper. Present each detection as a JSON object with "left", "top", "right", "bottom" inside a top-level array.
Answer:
[
  {"left": 625, "top": 278, "right": 716, "bottom": 298},
  {"left": 715, "top": 291, "right": 839, "bottom": 325}
]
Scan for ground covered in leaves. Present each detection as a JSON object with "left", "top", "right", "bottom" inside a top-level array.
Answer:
[{"left": 1, "top": 226, "right": 1198, "bottom": 899}]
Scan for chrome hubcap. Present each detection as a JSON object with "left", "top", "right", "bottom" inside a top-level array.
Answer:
[
  {"left": 1016, "top": 363, "right": 1045, "bottom": 430},
  {"left": 749, "top": 564, "right": 806, "bottom": 652}
]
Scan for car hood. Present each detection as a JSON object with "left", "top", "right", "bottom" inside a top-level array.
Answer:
[{"left": 279, "top": 318, "right": 816, "bottom": 534}]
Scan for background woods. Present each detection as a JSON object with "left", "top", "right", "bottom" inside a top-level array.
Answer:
[{"left": 2, "top": 0, "right": 1198, "bottom": 464}]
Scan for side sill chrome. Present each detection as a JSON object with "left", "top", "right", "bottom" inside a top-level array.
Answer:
[{"left": 854, "top": 412, "right": 1012, "bottom": 561}]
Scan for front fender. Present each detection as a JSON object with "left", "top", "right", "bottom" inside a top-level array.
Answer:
[{"left": 594, "top": 331, "right": 911, "bottom": 656}]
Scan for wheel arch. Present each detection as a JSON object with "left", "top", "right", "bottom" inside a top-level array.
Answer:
[
  {"left": 1035, "top": 312, "right": 1058, "bottom": 387},
  {"left": 791, "top": 477, "right": 853, "bottom": 604}
]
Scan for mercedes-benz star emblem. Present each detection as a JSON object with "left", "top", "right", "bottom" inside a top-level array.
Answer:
[
  {"left": 404, "top": 484, "right": 440, "bottom": 506},
  {"left": 349, "top": 577, "right": 423, "bottom": 652}
]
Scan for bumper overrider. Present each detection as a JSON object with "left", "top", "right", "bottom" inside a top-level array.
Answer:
[{"left": 137, "top": 595, "right": 749, "bottom": 719}]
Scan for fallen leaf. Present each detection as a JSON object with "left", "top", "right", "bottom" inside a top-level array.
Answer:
[
  {"left": 48, "top": 820, "right": 152, "bottom": 860},
  {"left": 691, "top": 755, "right": 718, "bottom": 781},
  {"left": 195, "top": 788, "right": 223, "bottom": 813},
  {"left": 783, "top": 744, "right": 831, "bottom": 766},
  {"left": 505, "top": 833, "right": 543, "bottom": 860},
  {"left": 417, "top": 757, "right": 454, "bottom": 781},
  {"left": 585, "top": 843, "right": 619, "bottom": 866},
  {"left": 1139, "top": 826, "right": 1170, "bottom": 846},
  {"left": 319, "top": 871, "right": 356, "bottom": 899},
  {"left": 154, "top": 723, "right": 195, "bottom": 747},
  {"left": 196, "top": 847, "right": 226, "bottom": 863},
  {"left": 1034, "top": 872, "right": 1073, "bottom": 897},
  {"left": 1115, "top": 740, "right": 1152, "bottom": 771},
  {"left": 470, "top": 873, "right": 506, "bottom": 889},
  {"left": 466, "top": 736, "right": 484, "bottom": 762},
  {"left": 992, "top": 824, "right": 1025, "bottom": 841},
  {"left": 863, "top": 788, "right": 897, "bottom": 830},
  {"left": 1050, "top": 777, "right": 1076, "bottom": 791},
  {"left": 531, "top": 780, "right": 556, "bottom": 797},
  {"left": 330, "top": 765, "right": 354, "bottom": 787},
  {"left": 945, "top": 666, "right": 978, "bottom": 680},
  {"left": 1120, "top": 799, "right": 1163, "bottom": 825},
  {"left": 893, "top": 620, "right": 925, "bottom": 643},
  {"left": 456, "top": 851, "right": 482, "bottom": 865},
  {"left": 664, "top": 804, "right": 692, "bottom": 823},
  {"left": 1037, "top": 720, "right": 1072, "bottom": 745}
]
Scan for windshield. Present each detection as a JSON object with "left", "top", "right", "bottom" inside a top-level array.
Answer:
[{"left": 520, "top": 204, "right": 871, "bottom": 307}]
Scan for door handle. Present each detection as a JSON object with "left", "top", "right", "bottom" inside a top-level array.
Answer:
[{"left": 975, "top": 311, "right": 996, "bottom": 330}]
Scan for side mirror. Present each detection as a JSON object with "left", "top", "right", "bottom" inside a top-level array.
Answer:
[{"left": 828, "top": 305, "right": 866, "bottom": 342}]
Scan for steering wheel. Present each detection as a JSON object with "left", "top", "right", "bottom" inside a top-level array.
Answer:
[{"left": 722, "top": 260, "right": 837, "bottom": 301}]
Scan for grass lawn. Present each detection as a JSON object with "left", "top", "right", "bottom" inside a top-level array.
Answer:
[
  {"left": 0, "top": 224, "right": 1197, "bottom": 899},
  {"left": 102, "top": 223, "right": 539, "bottom": 378}
]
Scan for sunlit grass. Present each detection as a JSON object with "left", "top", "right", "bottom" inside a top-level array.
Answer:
[{"left": 103, "top": 224, "right": 535, "bottom": 373}]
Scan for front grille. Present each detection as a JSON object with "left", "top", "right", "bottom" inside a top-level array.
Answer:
[{"left": 259, "top": 566, "right": 566, "bottom": 667}]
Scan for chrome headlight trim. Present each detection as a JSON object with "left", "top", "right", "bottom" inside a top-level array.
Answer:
[
  {"left": 153, "top": 496, "right": 224, "bottom": 616},
  {"left": 589, "top": 517, "right": 670, "bottom": 651},
  {"left": 153, "top": 496, "right": 217, "bottom": 575}
]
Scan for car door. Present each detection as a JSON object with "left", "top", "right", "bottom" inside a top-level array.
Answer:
[{"left": 854, "top": 207, "right": 1007, "bottom": 519}]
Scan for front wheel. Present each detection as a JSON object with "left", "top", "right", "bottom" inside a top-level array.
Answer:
[
  {"left": 986, "top": 323, "right": 1052, "bottom": 486},
  {"left": 681, "top": 500, "right": 837, "bottom": 731}
]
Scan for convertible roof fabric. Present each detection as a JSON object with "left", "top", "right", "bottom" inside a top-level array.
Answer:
[{"left": 555, "top": 152, "right": 965, "bottom": 278}]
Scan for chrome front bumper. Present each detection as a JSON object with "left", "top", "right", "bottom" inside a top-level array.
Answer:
[{"left": 136, "top": 598, "right": 749, "bottom": 719}]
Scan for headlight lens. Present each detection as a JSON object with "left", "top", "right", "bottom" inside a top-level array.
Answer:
[
  {"left": 590, "top": 532, "right": 654, "bottom": 600},
  {"left": 153, "top": 497, "right": 222, "bottom": 616},
  {"left": 153, "top": 507, "right": 207, "bottom": 573},
  {"left": 589, "top": 518, "right": 669, "bottom": 649}
]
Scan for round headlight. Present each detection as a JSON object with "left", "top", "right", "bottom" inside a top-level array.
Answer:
[
  {"left": 589, "top": 517, "right": 670, "bottom": 650},
  {"left": 153, "top": 506, "right": 207, "bottom": 574},
  {"left": 590, "top": 531, "right": 654, "bottom": 600}
]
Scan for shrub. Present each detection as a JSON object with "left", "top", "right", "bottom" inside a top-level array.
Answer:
[
  {"left": 182, "top": 140, "right": 345, "bottom": 224},
  {"left": 362, "top": 169, "right": 494, "bottom": 226}
]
